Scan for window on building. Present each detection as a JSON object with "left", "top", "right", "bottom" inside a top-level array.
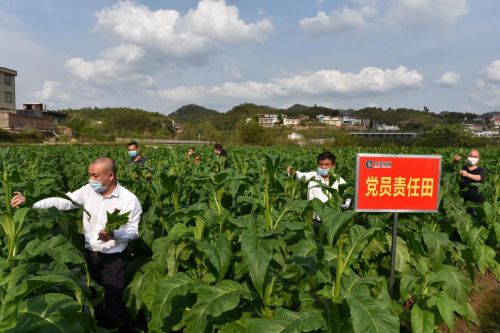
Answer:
[
  {"left": 4, "top": 75, "right": 13, "bottom": 86},
  {"left": 5, "top": 91, "right": 12, "bottom": 103}
]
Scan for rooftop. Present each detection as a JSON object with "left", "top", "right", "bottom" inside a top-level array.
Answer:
[{"left": 0, "top": 66, "right": 17, "bottom": 76}]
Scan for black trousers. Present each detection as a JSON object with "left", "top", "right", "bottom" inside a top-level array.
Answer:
[{"left": 84, "top": 250, "right": 131, "bottom": 330}]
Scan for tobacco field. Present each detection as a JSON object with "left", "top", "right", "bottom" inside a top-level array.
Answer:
[{"left": 0, "top": 145, "right": 499, "bottom": 333}]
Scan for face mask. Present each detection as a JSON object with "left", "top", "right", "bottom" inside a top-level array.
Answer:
[
  {"left": 89, "top": 174, "right": 110, "bottom": 193},
  {"left": 467, "top": 157, "right": 479, "bottom": 166},
  {"left": 128, "top": 150, "right": 138, "bottom": 158},
  {"left": 317, "top": 168, "right": 329, "bottom": 176}
]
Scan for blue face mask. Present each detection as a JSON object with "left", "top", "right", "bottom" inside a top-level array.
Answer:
[
  {"left": 89, "top": 174, "right": 110, "bottom": 193},
  {"left": 128, "top": 150, "right": 138, "bottom": 158},
  {"left": 317, "top": 168, "right": 329, "bottom": 176}
]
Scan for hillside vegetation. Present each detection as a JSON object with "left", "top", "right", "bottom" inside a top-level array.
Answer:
[{"left": 59, "top": 107, "right": 175, "bottom": 141}]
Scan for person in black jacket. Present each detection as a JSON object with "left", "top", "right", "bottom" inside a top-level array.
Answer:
[{"left": 453, "top": 149, "right": 486, "bottom": 204}]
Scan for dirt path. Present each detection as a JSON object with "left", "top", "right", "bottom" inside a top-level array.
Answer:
[{"left": 442, "top": 271, "right": 500, "bottom": 333}]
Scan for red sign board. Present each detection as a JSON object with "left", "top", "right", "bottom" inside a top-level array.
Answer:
[{"left": 355, "top": 154, "right": 442, "bottom": 212}]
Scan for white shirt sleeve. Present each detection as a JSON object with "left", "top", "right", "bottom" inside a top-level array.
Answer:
[
  {"left": 32, "top": 186, "right": 88, "bottom": 211},
  {"left": 295, "top": 171, "right": 317, "bottom": 182},
  {"left": 112, "top": 197, "right": 142, "bottom": 241},
  {"left": 33, "top": 197, "right": 78, "bottom": 210}
]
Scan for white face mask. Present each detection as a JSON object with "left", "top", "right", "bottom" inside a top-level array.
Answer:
[{"left": 467, "top": 157, "right": 479, "bottom": 166}]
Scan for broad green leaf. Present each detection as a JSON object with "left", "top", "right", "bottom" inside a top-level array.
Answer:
[
  {"left": 241, "top": 231, "right": 275, "bottom": 297},
  {"left": 7, "top": 293, "right": 95, "bottom": 333},
  {"left": 422, "top": 229, "right": 450, "bottom": 265},
  {"left": 16, "top": 274, "right": 85, "bottom": 307},
  {"left": 400, "top": 275, "right": 417, "bottom": 301},
  {"left": 473, "top": 244, "right": 496, "bottom": 273},
  {"left": 125, "top": 261, "right": 165, "bottom": 316},
  {"left": 429, "top": 265, "right": 471, "bottom": 304},
  {"left": 427, "top": 291, "right": 465, "bottom": 330},
  {"left": 19, "top": 235, "right": 85, "bottom": 266},
  {"left": 182, "top": 280, "right": 247, "bottom": 333},
  {"left": 319, "top": 209, "right": 355, "bottom": 246},
  {"left": 465, "top": 226, "right": 488, "bottom": 249},
  {"left": 198, "top": 234, "right": 232, "bottom": 281},
  {"left": 247, "top": 318, "right": 302, "bottom": 333},
  {"left": 148, "top": 272, "right": 193, "bottom": 333},
  {"left": 152, "top": 236, "right": 169, "bottom": 268},
  {"left": 195, "top": 280, "right": 247, "bottom": 317},
  {"left": 274, "top": 308, "right": 325, "bottom": 332},
  {"left": 346, "top": 293, "right": 399, "bottom": 333},
  {"left": 385, "top": 234, "right": 411, "bottom": 273},
  {"left": 0, "top": 265, "right": 30, "bottom": 332},
  {"left": 411, "top": 304, "right": 435, "bottom": 333},
  {"left": 344, "top": 225, "right": 378, "bottom": 269}
]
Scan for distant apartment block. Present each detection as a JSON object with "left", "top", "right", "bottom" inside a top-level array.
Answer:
[
  {"left": 258, "top": 114, "right": 279, "bottom": 127},
  {"left": 0, "top": 67, "right": 17, "bottom": 111}
]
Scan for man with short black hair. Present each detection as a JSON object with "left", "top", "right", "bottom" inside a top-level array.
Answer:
[
  {"left": 11, "top": 157, "right": 142, "bottom": 332},
  {"left": 127, "top": 141, "right": 148, "bottom": 166},
  {"left": 287, "top": 151, "right": 351, "bottom": 216}
]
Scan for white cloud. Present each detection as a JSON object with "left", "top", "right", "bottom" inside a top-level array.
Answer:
[
  {"left": 65, "top": 58, "right": 121, "bottom": 82},
  {"left": 100, "top": 43, "right": 144, "bottom": 63},
  {"left": 483, "top": 60, "right": 500, "bottom": 82},
  {"left": 471, "top": 60, "right": 500, "bottom": 107},
  {"left": 277, "top": 66, "right": 423, "bottom": 94},
  {"left": 471, "top": 81, "right": 500, "bottom": 108},
  {"left": 300, "top": 6, "right": 377, "bottom": 35},
  {"left": 301, "top": 0, "right": 469, "bottom": 35},
  {"left": 384, "top": 0, "right": 469, "bottom": 29},
  {"left": 94, "top": 0, "right": 273, "bottom": 59},
  {"left": 158, "top": 65, "right": 423, "bottom": 102},
  {"left": 436, "top": 71, "right": 460, "bottom": 86},
  {"left": 64, "top": 43, "right": 152, "bottom": 86},
  {"left": 34, "top": 81, "right": 70, "bottom": 102}
]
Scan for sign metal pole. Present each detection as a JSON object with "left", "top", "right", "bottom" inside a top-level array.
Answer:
[{"left": 389, "top": 212, "right": 398, "bottom": 299}]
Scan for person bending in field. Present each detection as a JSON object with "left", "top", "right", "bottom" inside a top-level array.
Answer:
[
  {"left": 453, "top": 148, "right": 487, "bottom": 207},
  {"left": 127, "top": 141, "right": 148, "bottom": 166},
  {"left": 287, "top": 151, "right": 351, "bottom": 223},
  {"left": 214, "top": 143, "right": 228, "bottom": 157},
  {"left": 186, "top": 146, "right": 196, "bottom": 159},
  {"left": 11, "top": 157, "right": 142, "bottom": 332}
]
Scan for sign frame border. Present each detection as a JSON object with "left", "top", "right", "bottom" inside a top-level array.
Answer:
[{"left": 354, "top": 153, "right": 442, "bottom": 213}]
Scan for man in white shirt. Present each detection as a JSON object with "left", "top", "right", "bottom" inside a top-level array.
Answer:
[
  {"left": 11, "top": 157, "right": 142, "bottom": 331},
  {"left": 287, "top": 151, "right": 351, "bottom": 221}
]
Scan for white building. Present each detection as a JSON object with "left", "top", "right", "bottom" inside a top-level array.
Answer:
[
  {"left": 341, "top": 115, "right": 362, "bottom": 126},
  {"left": 472, "top": 130, "right": 499, "bottom": 137},
  {"left": 374, "top": 123, "right": 400, "bottom": 131},
  {"left": 316, "top": 114, "right": 341, "bottom": 126},
  {"left": 282, "top": 116, "right": 301, "bottom": 126},
  {"left": 258, "top": 114, "right": 279, "bottom": 127}
]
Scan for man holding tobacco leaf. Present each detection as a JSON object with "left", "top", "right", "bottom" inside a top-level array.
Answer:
[{"left": 10, "top": 157, "right": 142, "bottom": 332}]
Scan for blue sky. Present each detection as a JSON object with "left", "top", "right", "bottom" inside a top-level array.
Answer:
[{"left": 1, "top": 0, "right": 500, "bottom": 114}]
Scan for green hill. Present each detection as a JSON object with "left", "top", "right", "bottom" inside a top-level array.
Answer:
[{"left": 169, "top": 104, "right": 220, "bottom": 123}]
